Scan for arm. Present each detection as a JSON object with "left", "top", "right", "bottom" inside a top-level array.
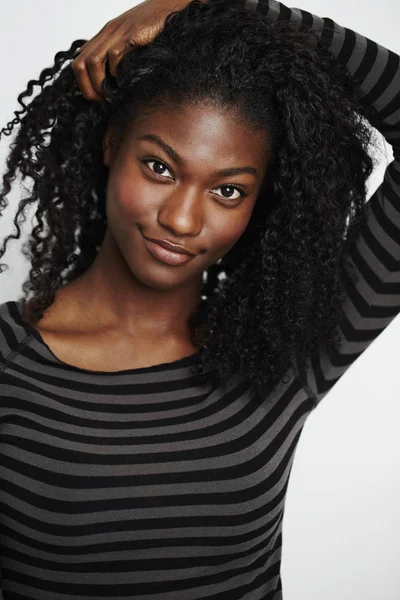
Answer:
[
  {"left": 247, "top": 0, "right": 400, "bottom": 407},
  {"left": 71, "top": 0, "right": 208, "bottom": 102},
  {"left": 73, "top": 0, "right": 399, "bottom": 407}
]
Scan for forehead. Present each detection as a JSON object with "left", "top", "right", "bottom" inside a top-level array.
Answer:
[{"left": 125, "top": 101, "right": 271, "bottom": 174}]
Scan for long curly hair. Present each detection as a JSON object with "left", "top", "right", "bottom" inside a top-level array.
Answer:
[{"left": 0, "top": 0, "right": 379, "bottom": 398}]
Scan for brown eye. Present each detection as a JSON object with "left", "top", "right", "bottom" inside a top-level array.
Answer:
[
  {"left": 142, "top": 158, "right": 247, "bottom": 203},
  {"left": 214, "top": 185, "right": 243, "bottom": 201},
  {"left": 144, "top": 159, "right": 173, "bottom": 179},
  {"left": 212, "top": 184, "right": 247, "bottom": 202}
]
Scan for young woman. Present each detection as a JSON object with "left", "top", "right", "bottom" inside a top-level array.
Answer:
[{"left": 0, "top": 0, "right": 398, "bottom": 598}]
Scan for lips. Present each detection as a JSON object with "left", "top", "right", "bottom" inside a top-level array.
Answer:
[
  {"left": 141, "top": 233, "right": 196, "bottom": 266},
  {"left": 144, "top": 236, "right": 196, "bottom": 256}
]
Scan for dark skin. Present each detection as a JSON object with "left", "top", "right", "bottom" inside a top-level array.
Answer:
[{"left": 24, "top": 102, "right": 270, "bottom": 371}]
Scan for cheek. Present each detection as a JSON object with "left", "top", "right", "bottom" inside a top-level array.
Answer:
[
  {"left": 210, "top": 208, "right": 254, "bottom": 257},
  {"left": 106, "top": 166, "right": 154, "bottom": 227}
]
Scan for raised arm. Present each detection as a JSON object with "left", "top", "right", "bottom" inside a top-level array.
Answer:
[
  {"left": 72, "top": 0, "right": 400, "bottom": 409},
  {"left": 246, "top": 0, "right": 400, "bottom": 407}
]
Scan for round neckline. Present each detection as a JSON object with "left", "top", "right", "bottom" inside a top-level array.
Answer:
[{"left": 11, "top": 300, "right": 202, "bottom": 376}]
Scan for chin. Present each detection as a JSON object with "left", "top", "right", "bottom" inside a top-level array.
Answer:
[{"left": 128, "top": 258, "right": 191, "bottom": 291}]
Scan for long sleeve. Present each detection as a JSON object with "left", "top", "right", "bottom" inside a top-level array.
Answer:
[{"left": 244, "top": 0, "right": 400, "bottom": 407}]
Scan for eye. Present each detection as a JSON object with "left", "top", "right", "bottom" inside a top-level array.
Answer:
[
  {"left": 142, "top": 158, "right": 247, "bottom": 203},
  {"left": 212, "top": 184, "right": 246, "bottom": 202},
  {"left": 143, "top": 159, "right": 173, "bottom": 179}
]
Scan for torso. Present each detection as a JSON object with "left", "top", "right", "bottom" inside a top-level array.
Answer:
[
  {"left": 26, "top": 326, "right": 198, "bottom": 372},
  {"left": 22, "top": 293, "right": 199, "bottom": 373}
]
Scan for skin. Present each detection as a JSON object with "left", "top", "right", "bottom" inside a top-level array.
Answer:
[{"left": 25, "top": 102, "right": 271, "bottom": 371}]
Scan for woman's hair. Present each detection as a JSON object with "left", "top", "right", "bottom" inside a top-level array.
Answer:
[{"left": 0, "top": 0, "right": 379, "bottom": 398}]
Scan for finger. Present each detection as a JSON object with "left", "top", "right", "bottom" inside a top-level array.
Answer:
[
  {"left": 84, "top": 52, "right": 110, "bottom": 101},
  {"left": 72, "top": 56, "right": 104, "bottom": 102},
  {"left": 107, "top": 38, "right": 137, "bottom": 77},
  {"left": 71, "top": 24, "right": 120, "bottom": 102},
  {"left": 73, "top": 29, "right": 134, "bottom": 101},
  {"left": 80, "top": 33, "right": 137, "bottom": 99}
]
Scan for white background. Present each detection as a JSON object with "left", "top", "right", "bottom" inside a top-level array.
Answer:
[{"left": 0, "top": 1, "right": 399, "bottom": 598}]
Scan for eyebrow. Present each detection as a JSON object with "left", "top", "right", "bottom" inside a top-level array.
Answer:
[{"left": 137, "top": 133, "right": 259, "bottom": 178}]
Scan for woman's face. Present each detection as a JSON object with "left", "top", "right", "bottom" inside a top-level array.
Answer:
[{"left": 102, "top": 101, "right": 271, "bottom": 291}]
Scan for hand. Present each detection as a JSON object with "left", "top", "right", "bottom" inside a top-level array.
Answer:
[{"left": 72, "top": 0, "right": 207, "bottom": 102}]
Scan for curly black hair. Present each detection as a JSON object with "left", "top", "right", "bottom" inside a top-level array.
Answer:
[{"left": 0, "top": 0, "right": 379, "bottom": 398}]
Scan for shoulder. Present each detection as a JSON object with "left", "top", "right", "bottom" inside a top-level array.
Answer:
[{"left": 0, "top": 300, "right": 32, "bottom": 365}]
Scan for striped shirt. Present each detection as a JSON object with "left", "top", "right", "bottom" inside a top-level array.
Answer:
[{"left": 1, "top": 1, "right": 399, "bottom": 598}]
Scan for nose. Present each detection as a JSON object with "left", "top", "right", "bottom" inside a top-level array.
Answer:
[{"left": 157, "top": 186, "right": 203, "bottom": 237}]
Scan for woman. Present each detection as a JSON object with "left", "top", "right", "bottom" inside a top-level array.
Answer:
[{"left": 0, "top": 0, "right": 398, "bottom": 598}]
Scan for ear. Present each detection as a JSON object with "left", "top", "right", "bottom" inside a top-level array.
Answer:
[{"left": 102, "top": 126, "right": 116, "bottom": 168}]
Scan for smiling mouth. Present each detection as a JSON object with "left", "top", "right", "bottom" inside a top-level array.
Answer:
[{"left": 141, "top": 234, "right": 195, "bottom": 266}]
